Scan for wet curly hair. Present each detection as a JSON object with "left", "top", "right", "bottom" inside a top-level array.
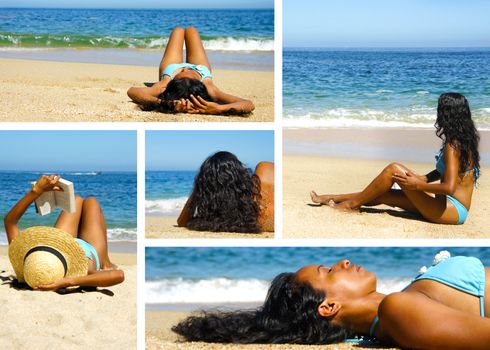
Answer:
[
  {"left": 435, "top": 93, "right": 480, "bottom": 176},
  {"left": 172, "top": 272, "right": 351, "bottom": 344},
  {"left": 157, "top": 78, "right": 213, "bottom": 113},
  {"left": 186, "top": 151, "right": 261, "bottom": 233}
]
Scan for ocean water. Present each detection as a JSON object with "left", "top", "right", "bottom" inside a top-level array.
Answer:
[
  {"left": 145, "top": 171, "right": 195, "bottom": 216},
  {"left": 0, "top": 171, "right": 137, "bottom": 244},
  {"left": 145, "top": 247, "right": 490, "bottom": 306},
  {"left": 0, "top": 8, "right": 274, "bottom": 52},
  {"left": 283, "top": 48, "right": 490, "bottom": 128}
]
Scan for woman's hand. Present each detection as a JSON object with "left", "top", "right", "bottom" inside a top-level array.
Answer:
[
  {"left": 36, "top": 277, "right": 71, "bottom": 291},
  {"left": 188, "top": 95, "right": 224, "bottom": 115},
  {"left": 393, "top": 171, "right": 423, "bottom": 190},
  {"left": 32, "top": 175, "right": 62, "bottom": 194},
  {"left": 172, "top": 98, "right": 200, "bottom": 113}
]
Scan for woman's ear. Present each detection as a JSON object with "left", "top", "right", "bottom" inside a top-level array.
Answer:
[{"left": 318, "top": 299, "right": 341, "bottom": 318}]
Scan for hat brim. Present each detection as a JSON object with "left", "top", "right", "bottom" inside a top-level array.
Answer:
[{"left": 8, "top": 226, "right": 88, "bottom": 283}]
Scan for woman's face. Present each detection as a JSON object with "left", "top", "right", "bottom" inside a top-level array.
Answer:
[{"left": 295, "top": 259, "right": 376, "bottom": 302}]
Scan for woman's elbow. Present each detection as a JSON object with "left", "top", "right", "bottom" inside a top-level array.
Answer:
[
  {"left": 445, "top": 184, "right": 457, "bottom": 196},
  {"left": 127, "top": 87, "right": 135, "bottom": 100}
]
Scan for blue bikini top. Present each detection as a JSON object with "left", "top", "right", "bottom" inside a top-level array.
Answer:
[
  {"left": 435, "top": 148, "right": 480, "bottom": 181},
  {"left": 370, "top": 256, "right": 486, "bottom": 338},
  {"left": 162, "top": 63, "right": 213, "bottom": 81}
]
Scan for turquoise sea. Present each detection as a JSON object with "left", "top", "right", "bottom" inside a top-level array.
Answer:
[
  {"left": 283, "top": 48, "right": 490, "bottom": 128},
  {"left": 0, "top": 8, "right": 274, "bottom": 70},
  {"left": 145, "top": 247, "right": 490, "bottom": 307}
]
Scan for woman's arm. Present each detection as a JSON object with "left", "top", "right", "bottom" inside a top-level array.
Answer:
[
  {"left": 393, "top": 145, "right": 458, "bottom": 195},
  {"left": 4, "top": 175, "right": 61, "bottom": 244},
  {"left": 418, "top": 169, "right": 441, "bottom": 183},
  {"left": 188, "top": 82, "right": 255, "bottom": 115},
  {"left": 378, "top": 292, "right": 490, "bottom": 349},
  {"left": 36, "top": 269, "right": 125, "bottom": 291},
  {"left": 127, "top": 79, "right": 169, "bottom": 107},
  {"left": 177, "top": 191, "right": 196, "bottom": 227}
]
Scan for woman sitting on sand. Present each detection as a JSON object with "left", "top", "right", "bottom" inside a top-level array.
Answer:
[
  {"left": 173, "top": 253, "right": 490, "bottom": 348},
  {"left": 4, "top": 175, "right": 124, "bottom": 291},
  {"left": 311, "top": 93, "right": 480, "bottom": 225},
  {"left": 177, "top": 151, "right": 274, "bottom": 233},
  {"left": 127, "top": 27, "right": 254, "bottom": 115}
]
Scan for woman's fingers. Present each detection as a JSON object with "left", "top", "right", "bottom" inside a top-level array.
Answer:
[
  {"left": 196, "top": 95, "right": 209, "bottom": 105},
  {"left": 190, "top": 94, "right": 206, "bottom": 109}
]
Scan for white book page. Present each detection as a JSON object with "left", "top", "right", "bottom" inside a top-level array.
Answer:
[{"left": 53, "top": 178, "right": 76, "bottom": 213}]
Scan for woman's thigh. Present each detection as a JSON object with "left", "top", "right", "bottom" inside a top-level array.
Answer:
[
  {"left": 159, "top": 27, "right": 185, "bottom": 78},
  {"left": 184, "top": 27, "right": 212, "bottom": 70},
  {"left": 54, "top": 195, "right": 84, "bottom": 238}
]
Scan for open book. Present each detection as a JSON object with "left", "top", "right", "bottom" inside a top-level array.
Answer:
[{"left": 32, "top": 178, "right": 76, "bottom": 216}]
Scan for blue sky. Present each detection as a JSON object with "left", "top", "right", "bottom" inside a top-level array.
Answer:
[
  {"left": 1, "top": 0, "right": 273, "bottom": 8},
  {"left": 0, "top": 131, "right": 136, "bottom": 171},
  {"left": 284, "top": 0, "right": 490, "bottom": 47},
  {"left": 146, "top": 131, "right": 274, "bottom": 170}
]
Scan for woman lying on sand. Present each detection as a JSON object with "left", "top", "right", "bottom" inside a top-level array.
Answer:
[
  {"left": 4, "top": 175, "right": 124, "bottom": 291},
  {"left": 177, "top": 151, "right": 274, "bottom": 233},
  {"left": 173, "top": 253, "right": 490, "bottom": 348},
  {"left": 127, "top": 27, "right": 254, "bottom": 115},
  {"left": 311, "top": 93, "right": 480, "bottom": 225}
]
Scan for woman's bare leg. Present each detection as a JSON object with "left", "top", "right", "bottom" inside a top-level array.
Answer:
[
  {"left": 77, "top": 197, "right": 115, "bottom": 270},
  {"left": 54, "top": 195, "right": 84, "bottom": 238},
  {"left": 184, "top": 27, "right": 212, "bottom": 71},
  {"left": 158, "top": 27, "right": 185, "bottom": 80},
  {"left": 330, "top": 162, "right": 459, "bottom": 223},
  {"left": 310, "top": 191, "right": 359, "bottom": 204}
]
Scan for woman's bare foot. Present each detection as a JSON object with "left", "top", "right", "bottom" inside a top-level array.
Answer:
[
  {"left": 330, "top": 200, "right": 360, "bottom": 212},
  {"left": 310, "top": 191, "right": 335, "bottom": 205}
]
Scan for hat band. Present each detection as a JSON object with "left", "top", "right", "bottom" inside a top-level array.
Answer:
[{"left": 24, "top": 246, "right": 68, "bottom": 277}]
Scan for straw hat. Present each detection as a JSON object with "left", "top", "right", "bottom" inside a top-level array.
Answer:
[{"left": 8, "top": 226, "right": 88, "bottom": 288}]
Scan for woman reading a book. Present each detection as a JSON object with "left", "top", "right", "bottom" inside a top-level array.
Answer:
[
  {"left": 127, "top": 27, "right": 254, "bottom": 115},
  {"left": 4, "top": 175, "right": 124, "bottom": 291}
]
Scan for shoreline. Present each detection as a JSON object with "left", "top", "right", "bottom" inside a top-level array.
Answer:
[
  {"left": 0, "top": 58, "right": 274, "bottom": 122},
  {"left": 284, "top": 128, "right": 490, "bottom": 164},
  {"left": 0, "top": 48, "right": 274, "bottom": 72}
]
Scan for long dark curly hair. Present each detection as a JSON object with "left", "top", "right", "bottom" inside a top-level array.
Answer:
[
  {"left": 186, "top": 151, "right": 261, "bottom": 233},
  {"left": 172, "top": 272, "right": 351, "bottom": 344},
  {"left": 158, "top": 78, "right": 213, "bottom": 113},
  {"left": 435, "top": 93, "right": 480, "bottom": 176}
]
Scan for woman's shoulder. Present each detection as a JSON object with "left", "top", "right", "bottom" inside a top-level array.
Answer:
[{"left": 254, "top": 162, "right": 274, "bottom": 184}]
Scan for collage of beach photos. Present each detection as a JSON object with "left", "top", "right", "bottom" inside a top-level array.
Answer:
[{"left": 1, "top": 0, "right": 490, "bottom": 349}]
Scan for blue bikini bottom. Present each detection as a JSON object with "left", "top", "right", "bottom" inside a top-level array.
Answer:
[{"left": 447, "top": 195, "right": 468, "bottom": 225}]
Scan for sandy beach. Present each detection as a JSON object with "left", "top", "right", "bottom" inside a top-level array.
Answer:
[
  {"left": 146, "top": 310, "right": 396, "bottom": 350},
  {"left": 146, "top": 216, "right": 274, "bottom": 239},
  {"left": 0, "top": 58, "right": 274, "bottom": 122},
  {"left": 0, "top": 244, "right": 136, "bottom": 349},
  {"left": 284, "top": 128, "right": 490, "bottom": 239}
]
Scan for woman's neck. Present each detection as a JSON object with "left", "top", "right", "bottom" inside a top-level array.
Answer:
[{"left": 339, "top": 291, "right": 386, "bottom": 336}]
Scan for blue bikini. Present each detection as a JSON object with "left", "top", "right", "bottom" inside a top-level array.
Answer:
[
  {"left": 75, "top": 238, "right": 101, "bottom": 271},
  {"left": 369, "top": 256, "right": 486, "bottom": 338},
  {"left": 435, "top": 148, "right": 479, "bottom": 224},
  {"left": 162, "top": 63, "right": 212, "bottom": 81}
]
